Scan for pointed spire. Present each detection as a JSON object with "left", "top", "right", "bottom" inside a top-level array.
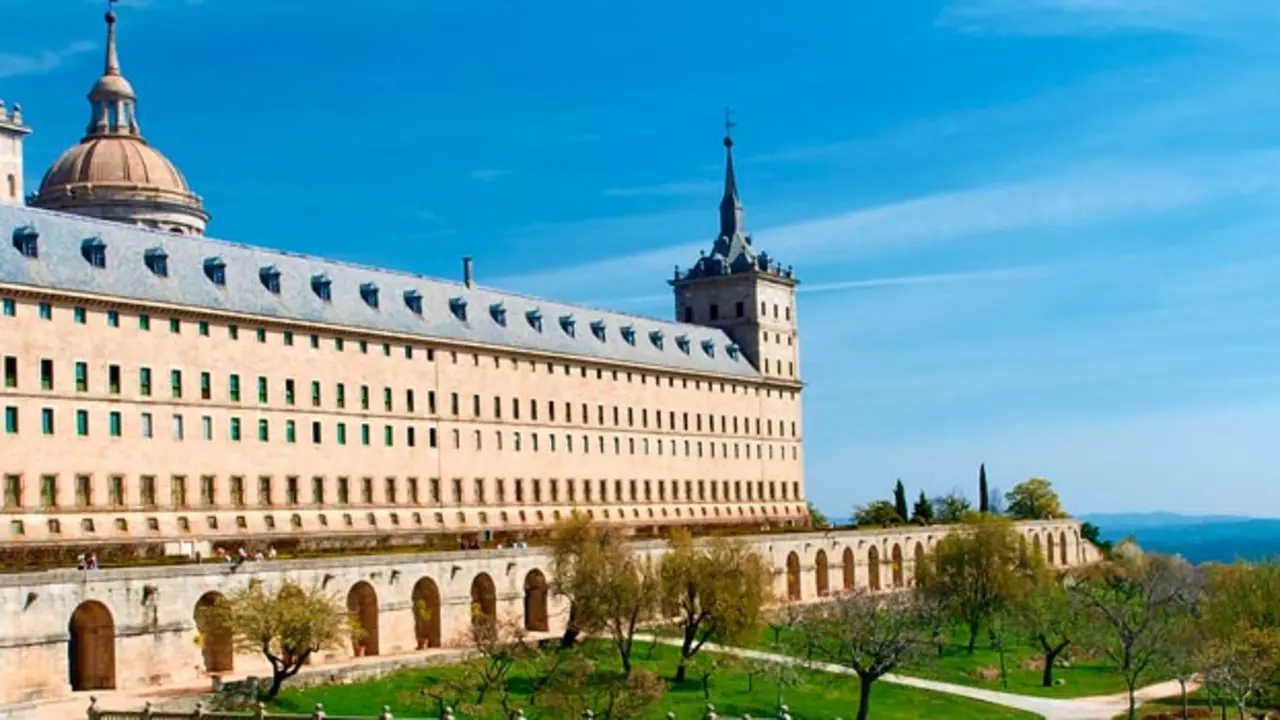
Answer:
[
  {"left": 104, "top": 0, "right": 121, "bottom": 77},
  {"left": 719, "top": 107, "right": 745, "bottom": 244},
  {"left": 85, "top": 0, "right": 141, "bottom": 138}
]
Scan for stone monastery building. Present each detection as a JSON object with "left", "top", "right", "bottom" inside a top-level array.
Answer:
[{"left": 0, "top": 6, "right": 806, "bottom": 556}]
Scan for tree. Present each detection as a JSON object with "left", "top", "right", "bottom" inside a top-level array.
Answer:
[
  {"left": 806, "top": 501, "right": 830, "bottom": 529},
  {"left": 853, "top": 500, "right": 903, "bottom": 528},
  {"left": 931, "top": 491, "right": 972, "bottom": 524},
  {"left": 548, "top": 514, "right": 626, "bottom": 649},
  {"left": 916, "top": 514, "right": 1031, "bottom": 654},
  {"left": 659, "top": 530, "right": 771, "bottom": 682},
  {"left": 1005, "top": 477, "right": 1067, "bottom": 520},
  {"left": 911, "top": 491, "right": 934, "bottom": 525},
  {"left": 811, "top": 590, "right": 936, "bottom": 720},
  {"left": 536, "top": 652, "right": 666, "bottom": 720},
  {"left": 893, "top": 480, "right": 910, "bottom": 523},
  {"left": 978, "top": 463, "right": 990, "bottom": 514},
  {"left": 1080, "top": 521, "right": 1112, "bottom": 555},
  {"left": 210, "top": 580, "right": 353, "bottom": 699},
  {"left": 1012, "top": 566, "right": 1085, "bottom": 687},
  {"left": 1196, "top": 628, "right": 1280, "bottom": 720},
  {"left": 591, "top": 553, "right": 662, "bottom": 675},
  {"left": 1071, "top": 549, "right": 1198, "bottom": 720}
]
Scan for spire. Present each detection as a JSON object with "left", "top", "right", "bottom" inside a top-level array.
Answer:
[
  {"left": 85, "top": 0, "right": 142, "bottom": 139},
  {"left": 718, "top": 107, "right": 745, "bottom": 244}
]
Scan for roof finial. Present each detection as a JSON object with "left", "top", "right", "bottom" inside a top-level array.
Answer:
[
  {"left": 717, "top": 107, "right": 746, "bottom": 251},
  {"left": 104, "top": 0, "right": 121, "bottom": 77},
  {"left": 723, "top": 106, "right": 736, "bottom": 148}
]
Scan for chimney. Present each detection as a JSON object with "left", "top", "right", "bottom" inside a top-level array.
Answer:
[{"left": 462, "top": 257, "right": 474, "bottom": 289}]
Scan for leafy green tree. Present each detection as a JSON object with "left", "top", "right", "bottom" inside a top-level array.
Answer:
[
  {"left": 659, "top": 530, "right": 771, "bottom": 683},
  {"left": 853, "top": 500, "right": 903, "bottom": 528},
  {"left": 893, "top": 480, "right": 910, "bottom": 523},
  {"left": 806, "top": 501, "right": 830, "bottom": 529},
  {"left": 1004, "top": 477, "right": 1067, "bottom": 520},
  {"left": 916, "top": 514, "right": 1032, "bottom": 654},
  {"left": 1012, "top": 566, "right": 1085, "bottom": 687},
  {"left": 978, "top": 463, "right": 990, "bottom": 514},
  {"left": 549, "top": 514, "right": 628, "bottom": 649},
  {"left": 911, "top": 491, "right": 934, "bottom": 525},
  {"left": 930, "top": 491, "right": 972, "bottom": 524},
  {"left": 1079, "top": 521, "right": 1113, "bottom": 556}
]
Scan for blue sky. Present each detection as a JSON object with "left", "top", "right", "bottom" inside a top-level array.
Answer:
[{"left": 4, "top": 0, "right": 1280, "bottom": 517}]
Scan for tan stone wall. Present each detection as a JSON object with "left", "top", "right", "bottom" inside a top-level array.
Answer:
[
  {"left": 0, "top": 289, "right": 805, "bottom": 547},
  {"left": 0, "top": 117, "right": 24, "bottom": 206},
  {"left": 0, "top": 520, "right": 1087, "bottom": 706}
]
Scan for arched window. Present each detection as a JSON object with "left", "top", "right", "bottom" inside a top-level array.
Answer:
[{"left": 5, "top": 174, "right": 15, "bottom": 200}]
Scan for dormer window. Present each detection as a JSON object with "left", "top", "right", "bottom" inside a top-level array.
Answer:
[
  {"left": 449, "top": 297, "right": 467, "bottom": 321},
  {"left": 526, "top": 309, "right": 543, "bottom": 332},
  {"left": 590, "top": 320, "right": 606, "bottom": 342},
  {"left": 203, "top": 257, "right": 226, "bottom": 287},
  {"left": 311, "top": 274, "right": 332, "bottom": 302},
  {"left": 649, "top": 330, "right": 664, "bottom": 350},
  {"left": 259, "top": 265, "right": 281, "bottom": 294},
  {"left": 490, "top": 303, "right": 507, "bottom": 326},
  {"left": 701, "top": 339, "right": 716, "bottom": 357},
  {"left": 675, "top": 334, "right": 691, "bottom": 354},
  {"left": 559, "top": 315, "right": 576, "bottom": 337},
  {"left": 144, "top": 247, "right": 168, "bottom": 277},
  {"left": 359, "top": 282, "right": 380, "bottom": 309},
  {"left": 11, "top": 226, "right": 37, "bottom": 258},
  {"left": 726, "top": 343, "right": 741, "bottom": 360},
  {"left": 403, "top": 289, "right": 423, "bottom": 315},
  {"left": 81, "top": 236, "right": 106, "bottom": 269},
  {"left": 620, "top": 325, "right": 636, "bottom": 346}
]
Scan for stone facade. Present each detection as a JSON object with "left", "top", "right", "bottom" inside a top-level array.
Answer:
[
  {"left": 0, "top": 520, "right": 1090, "bottom": 705},
  {"left": 0, "top": 101, "right": 28, "bottom": 206}
]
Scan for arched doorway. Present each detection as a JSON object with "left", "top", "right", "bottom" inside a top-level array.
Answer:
[
  {"left": 912, "top": 542, "right": 926, "bottom": 586},
  {"left": 815, "top": 550, "right": 829, "bottom": 597},
  {"left": 1047, "top": 533, "right": 1057, "bottom": 566},
  {"left": 785, "top": 552, "right": 802, "bottom": 601},
  {"left": 346, "top": 582, "right": 380, "bottom": 656},
  {"left": 867, "top": 546, "right": 881, "bottom": 591},
  {"left": 411, "top": 578, "right": 442, "bottom": 649},
  {"left": 524, "top": 570, "right": 549, "bottom": 632},
  {"left": 68, "top": 601, "right": 116, "bottom": 691},
  {"left": 194, "top": 592, "right": 233, "bottom": 674},
  {"left": 891, "top": 544, "right": 905, "bottom": 588},
  {"left": 841, "top": 547, "right": 855, "bottom": 591},
  {"left": 1059, "top": 531, "right": 1069, "bottom": 566},
  {"left": 471, "top": 573, "right": 497, "bottom": 623}
]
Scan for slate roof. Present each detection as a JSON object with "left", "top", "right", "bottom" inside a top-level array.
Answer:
[{"left": 0, "top": 204, "right": 758, "bottom": 378}]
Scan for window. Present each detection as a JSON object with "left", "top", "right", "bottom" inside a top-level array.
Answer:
[
  {"left": 38, "top": 302, "right": 51, "bottom": 320},
  {"left": 172, "top": 476, "right": 188, "bottom": 508},
  {"left": 258, "top": 419, "right": 270, "bottom": 442},
  {"left": 75, "top": 361, "right": 88, "bottom": 392},
  {"left": 139, "top": 314, "right": 150, "bottom": 331},
  {"left": 139, "top": 367, "right": 152, "bottom": 396},
  {"left": 73, "top": 306, "right": 87, "bottom": 324},
  {"left": 337, "top": 477, "right": 350, "bottom": 504},
  {"left": 41, "top": 408, "right": 54, "bottom": 435},
  {"left": 311, "top": 381, "right": 321, "bottom": 407},
  {"left": 108, "top": 475, "right": 124, "bottom": 507},
  {"left": 229, "top": 374, "right": 241, "bottom": 402},
  {"left": 141, "top": 411, "right": 153, "bottom": 438},
  {"left": 4, "top": 406, "right": 16, "bottom": 434},
  {"left": 40, "top": 359, "right": 53, "bottom": 390},
  {"left": 311, "top": 421, "right": 321, "bottom": 444},
  {"left": 4, "top": 474, "right": 20, "bottom": 509},
  {"left": 384, "top": 425, "right": 393, "bottom": 447},
  {"left": 228, "top": 324, "right": 239, "bottom": 340},
  {"left": 171, "top": 369, "right": 183, "bottom": 399},
  {"left": 257, "top": 376, "right": 268, "bottom": 403},
  {"left": 384, "top": 387, "right": 393, "bottom": 412},
  {"left": 406, "top": 389, "right": 416, "bottom": 413},
  {"left": 286, "top": 420, "right": 296, "bottom": 444},
  {"left": 76, "top": 409, "right": 88, "bottom": 436},
  {"left": 200, "top": 372, "right": 212, "bottom": 400},
  {"left": 2, "top": 356, "right": 14, "bottom": 388},
  {"left": 201, "top": 476, "right": 216, "bottom": 505},
  {"left": 336, "top": 383, "right": 346, "bottom": 408},
  {"left": 361, "top": 424, "right": 370, "bottom": 446},
  {"left": 230, "top": 476, "right": 245, "bottom": 506},
  {"left": 312, "top": 477, "right": 325, "bottom": 505},
  {"left": 40, "top": 475, "right": 57, "bottom": 508},
  {"left": 230, "top": 417, "right": 242, "bottom": 441},
  {"left": 258, "top": 476, "right": 272, "bottom": 506},
  {"left": 256, "top": 328, "right": 266, "bottom": 343},
  {"left": 286, "top": 476, "right": 298, "bottom": 505},
  {"left": 106, "top": 310, "right": 119, "bottom": 327},
  {"left": 201, "top": 415, "right": 212, "bottom": 440},
  {"left": 1, "top": 298, "right": 12, "bottom": 316},
  {"left": 361, "top": 385, "right": 370, "bottom": 410},
  {"left": 169, "top": 317, "right": 181, "bottom": 334},
  {"left": 198, "top": 320, "right": 210, "bottom": 336},
  {"left": 337, "top": 422, "right": 347, "bottom": 445},
  {"left": 285, "top": 378, "right": 295, "bottom": 405}
]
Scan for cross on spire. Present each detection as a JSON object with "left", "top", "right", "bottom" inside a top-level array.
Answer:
[{"left": 723, "top": 106, "right": 736, "bottom": 147}]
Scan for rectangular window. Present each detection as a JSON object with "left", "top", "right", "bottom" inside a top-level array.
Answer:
[
  {"left": 230, "top": 417, "right": 242, "bottom": 441},
  {"left": 406, "top": 389, "right": 415, "bottom": 413},
  {"left": 198, "top": 371, "right": 212, "bottom": 400},
  {"left": 170, "top": 369, "right": 183, "bottom": 399},
  {"left": 109, "top": 411, "right": 121, "bottom": 437},
  {"left": 406, "top": 426, "right": 416, "bottom": 447},
  {"left": 40, "top": 475, "right": 57, "bottom": 508},
  {"left": 107, "top": 310, "right": 119, "bottom": 327},
  {"left": 285, "top": 420, "right": 296, "bottom": 444},
  {"left": 257, "top": 376, "right": 268, "bottom": 403},
  {"left": 311, "top": 381, "right": 321, "bottom": 407},
  {"left": 451, "top": 393, "right": 459, "bottom": 416},
  {"left": 361, "top": 477, "right": 373, "bottom": 503},
  {"left": 201, "top": 415, "right": 212, "bottom": 440},
  {"left": 73, "top": 307, "right": 87, "bottom": 324},
  {"left": 360, "top": 385, "right": 369, "bottom": 410},
  {"left": 75, "top": 409, "right": 89, "bottom": 436},
  {"left": 384, "top": 425, "right": 393, "bottom": 447},
  {"left": 138, "top": 313, "right": 150, "bottom": 331},
  {"left": 140, "top": 411, "right": 153, "bottom": 438},
  {"left": 108, "top": 475, "right": 123, "bottom": 507},
  {"left": 4, "top": 474, "right": 20, "bottom": 509},
  {"left": 169, "top": 318, "right": 181, "bottom": 334},
  {"left": 198, "top": 320, "right": 209, "bottom": 336},
  {"left": 384, "top": 387, "right": 393, "bottom": 412},
  {"left": 3, "top": 356, "right": 16, "bottom": 388},
  {"left": 171, "top": 475, "right": 188, "bottom": 508},
  {"left": 140, "top": 475, "right": 157, "bottom": 506},
  {"left": 230, "top": 476, "right": 245, "bottom": 507},
  {"left": 258, "top": 476, "right": 272, "bottom": 506},
  {"left": 228, "top": 324, "right": 238, "bottom": 339},
  {"left": 311, "top": 421, "right": 321, "bottom": 444},
  {"left": 229, "top": 374, "right": 241, "bottom": 402},
  {"left": 473, "top": 394, "right": 481, "bottom": 417},
  {"left": 312, "top": 476, "right": 325, "bottom": 504},
  {"left": 361, "top": 423, "right": 370, "bottom": 445},
  {"left": 1, "top": 298, "right": 13, "bottom": 316},
  {"left": 286, "top": 476, "right": 298, "bottom": 505},
  {"left": 172, "top": 413, "right": 184, "bottom": 440},
  {"left": 139, "top": 367, "right": 152, "bottom": 396},
  {"left": 4, "top": 406, "right": 17, "bottom": 434},
  {"left": 256, "top": 328, "right": 267, "bottom": 343},
  {"left": 201, "top": 475, "right": 216, "bottom": 505},
  {"left": 258, "top": 419, "right": 269, "bottom": 442},
  {"left": 428, "top": 390, "right": 436, "bottom": 414},
  {"left": 337, "top": 422, "right": 347, "bottom": 445},
  {"left": 337, "top": 477, "right": 350, "bottom": 504},
  {"left": 38, "top": 302, "right": 51, "bottom": 320},
  {"left": 283, "top": 330, "right": 294, "bottom": 346},
  {"left": 40, "top": 359, "right": 53, "bottom": 390},
  {"left": 284, "top": 378, "right": 295, "bottom": 405},
  {"left": 41, "top": 408, "right": 54, "bottom": 435},
  {"left": 75, "top": 362, "right": 88, "bottom": 392},
  {"left": 385, "top": 477, "right": 397, "bottom": 504},
  {"left": 108, "top": 364, "right": 121, "bottom": 394}
]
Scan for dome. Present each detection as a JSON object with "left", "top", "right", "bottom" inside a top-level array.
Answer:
[{"left": 39, "top": 136, "right": 191, "bottom": 196}]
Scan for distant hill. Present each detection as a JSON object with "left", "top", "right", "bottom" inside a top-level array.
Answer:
[{"left": 1083, "top": 513, "right": 1280, "bottom": 564}]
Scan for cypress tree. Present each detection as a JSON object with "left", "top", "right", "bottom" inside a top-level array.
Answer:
[
  {"left": 893, "top": 479, "right": 909, "bottom": 522},
  {"left": 979, "top": 463, "right": 990, "bottom": 514}
]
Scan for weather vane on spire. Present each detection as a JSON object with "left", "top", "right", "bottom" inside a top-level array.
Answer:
[{"left": 724, "top": 106, "right": 736, "bottom": 147}]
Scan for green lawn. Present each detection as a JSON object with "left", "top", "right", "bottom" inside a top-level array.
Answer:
[
  {"left": 755, "top": 625, "right": 1128, "bottom": 699},
  {"left": 270, "top": 640, "right": 1039, "bottom": 719},
  {"left": 1116, "top": 687, "right": 1277, "bottom": 719}
]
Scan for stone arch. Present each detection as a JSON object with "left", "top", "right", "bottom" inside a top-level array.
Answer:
[
  {"left": 346, "top": 581, "right": 380, "bottom": 656},
  {"left": 471, "top": 572, "right": 497, "bottom": 623},
  {"left": 891, "top": 544, "right": 905, "bottom": 588},
  {"left": 1047, "top": 533, "right": 1057, "bottom": 566},
  {"left": 1032, "top": 533, "right": 1043, "bottom": 561},
  {"left": 912, "top": 542, "right": 926, "bottom": 585},
  {"left": 1059, "top": 531, "right": 1069, "bottom": 566},
  {"left": 785, "top": 551, "right": 802, "bottom": 601},
  {"left": 841, "top": 547, "right": 855, "bottom": 591},
  {"left": 68, "top": 600, "right": 116, "bottom": 691},
  {"left": 194, "top": 592, "right": 233, "bottom": 674},
  {"left": 411, "top": 577, "right": 442, "bottom": 649},
  {"left": 815, "top": 549, "right": 830, "bottom": 597},
  {"left": 524, "top": 569, "right": 549, "bottom": 632},
  {"left": 867, "top": 545, "right": 881, "bottom": 591}
]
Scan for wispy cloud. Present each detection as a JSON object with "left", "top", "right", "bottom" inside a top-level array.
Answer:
[
  {"left": 469, "top": 168, "right": 515, "bottom": 183},
  {"left": 601, "top": 180, "right": 720, "bottom": 199},
  {"left": 939, "top": 0, "right": 1280, "bottom": 41},
  {"left": 0, "top": 41, "right": 95, "bottom": 80}
]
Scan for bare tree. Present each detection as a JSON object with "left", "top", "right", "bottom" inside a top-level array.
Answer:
[
  {"left": 1071, "top": 547, "right": 1199, "bottom": 720},
  {"left": 809, "top": 589, "right": 936, "bottom": 720}
]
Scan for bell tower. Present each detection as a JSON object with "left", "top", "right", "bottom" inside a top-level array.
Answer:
[
  {"left": 670, "top": 115, "right": 800, "bottom": 381},
  {"left": 0, "top": 100, "right": 29, "bottom": 205}
]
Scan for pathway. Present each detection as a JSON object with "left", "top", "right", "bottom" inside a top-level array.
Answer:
[{"left": 639, "top": 635, "right": 1196, "bottom": 720}]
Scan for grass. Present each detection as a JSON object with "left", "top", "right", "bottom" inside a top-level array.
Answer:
[
  {"left": 754, "top": 624, "right": 1128, "bottom": 699},
  {"left": 270, "top": 640, "right": 1039, "bottom": 719},
  {"left": 1116, "top": 687, "right": 1278, "bottom": 719}
]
